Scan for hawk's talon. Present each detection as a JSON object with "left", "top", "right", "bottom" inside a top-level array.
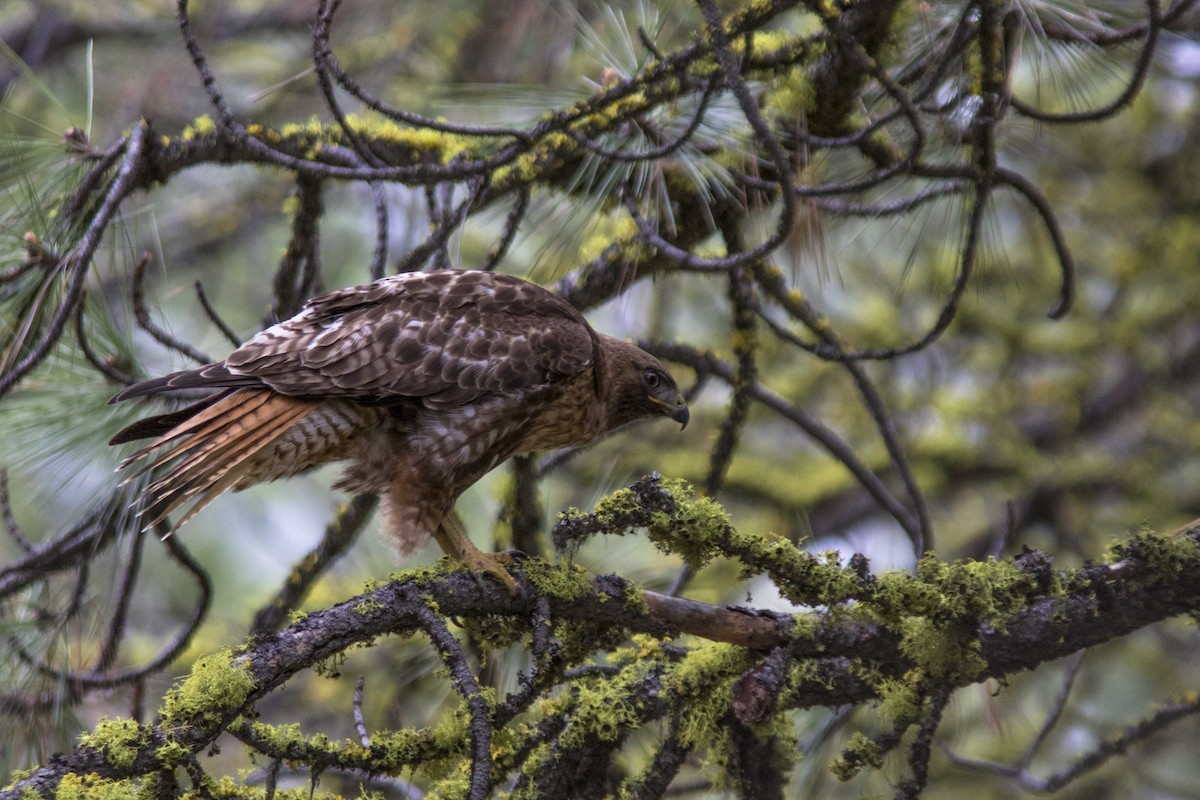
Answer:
[
  {"left": 459, "top": 548, "right": 520, "bottom": 595},
  {"left": 434, "top": 514, "right": 521, "bottom": 596}
]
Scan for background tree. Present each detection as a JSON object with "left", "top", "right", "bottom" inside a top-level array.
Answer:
[{"left": 3, "top": 0, "right": 1200, "bottom": 798}]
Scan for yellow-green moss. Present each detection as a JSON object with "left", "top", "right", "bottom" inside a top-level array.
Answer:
[
  {"left": 875, "top": 675, "right": 923, "bottom": 728},
  {"left": 79, "top": 719, "right": 146, "bottom": 771},
  {"left": 763, "top": 67, "right": 815, "bottom": 119},
  {"left": 561, "top": 679, "right": 641, "bottom": 746},
  {"left": 522, "top": 559, "right": 595, "bottom": 601},
  {"left": 666, "top": 643, "right": 752, "bottom": 772},
  {"left": 54, "top": 773, "right": 139, "bottom": 800},
  {"left": 645, "top": 478, "right": 736, "bottom": 568},
  {"left": 830, "top": 732, "right": 884, "bottom": 781},
  {"left": 180, "top": 115, "right": 216, "bottom": 140},
  {"left": 159, "top": 648, "right": 256, "bottom": 727},
  {"left": 353, "top": 596, "right": 383, "bottom": 615},
  {"left": 899, "top": 617, "right": 985, "bottom": 683},
  {"left": 662, "top": 642, "right": 797, "bottom": 786}
]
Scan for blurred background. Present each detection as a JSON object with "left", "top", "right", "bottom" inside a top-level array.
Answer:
[{"left": 4, "top": 1, "right": 1200, "bottom": 797}]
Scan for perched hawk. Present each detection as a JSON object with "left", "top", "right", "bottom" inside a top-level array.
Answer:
[{"left": 109, "top": 269, "right": 688, "bottom": 591}]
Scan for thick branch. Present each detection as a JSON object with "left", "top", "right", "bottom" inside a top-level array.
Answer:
[{"left": 6, "top": 528, "right": 1200, "bottom": 799}]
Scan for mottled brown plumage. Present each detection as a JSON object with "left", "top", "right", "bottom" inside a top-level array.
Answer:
[{"left": 110, "top": 269, "right": 688, "bottom": 590}]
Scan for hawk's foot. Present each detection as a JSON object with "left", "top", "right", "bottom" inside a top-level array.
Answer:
[
  {"left": 458, "top": 547, "right": 519, "bottom": 596},
  {"left": 433, "top": 516, "right": 520, "bottom": 595}
]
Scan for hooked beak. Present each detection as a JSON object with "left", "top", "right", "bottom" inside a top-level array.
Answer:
[{"left": 670, "top": 396, "right": 689, "bottom": 430}]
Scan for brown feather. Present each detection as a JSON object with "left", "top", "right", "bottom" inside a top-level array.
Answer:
[
  {"left": 120, "top": 391, "right": 277, "bottom": 476},
  {"left": 109, "top": 270, "right": 687, "bottom": 565},
  {"left": 130, "top": 392, "right": 317, "bottom": 532},
  {"left": 108, "top": 394, "right": 230, "bottom": 445}
]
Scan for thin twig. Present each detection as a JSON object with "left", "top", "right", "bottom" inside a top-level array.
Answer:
[
  {"left": 193, "top": 281, "right": 241, "bottom": 347},
  {"left": 352, "top": 675, "right": 370, "bottom": 747},
  {"left": 132, "top": 251, "right": 211, "bottom": 365}
]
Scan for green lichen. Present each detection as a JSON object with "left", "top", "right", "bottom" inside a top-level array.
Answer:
[
  {"left": 197, "top": 777, "right": 345, "bottom": 800},
  {"left": 555, "top": 616, "right": 633, "bottom": 667},
  {"left": 877, "top": 553, "right": 1057, "bottom": 627},
  {"left": 174, "top": 115, "right": 475, "bottom": 167},
  {"left": 669, "top": 643, "right": 750, "bottom": 740},
  {"left": 559, "top": 478, "right": 865, "bottom": 607},
  {"left": 425, "top": 767, "right": 471, "bottom": 800},
  {"left": 54, "top": 773, "right": 139, "bottom": 800},
  {"left": 180, "top": 115, "right": 216, "bottom": 140},
  {"left": 338, "top": 114, "right": 473, "bottom": 165},
  {"left": 353, "top": 596, "right": 383, "bottom": 615},
  {"left": 246, "top": 714, "right": 465, "bottom": 775},
  {"left": 830, "top": 732, "right": 884, "bottom": 781},
  {"left": 875, "top": 675, "right": 923, "bottom": 728},
  {"left": 644, "top": 479, "right": 736, "bottom": 568},
  {"left": 159, "top": 648, "right": 256, "bottom": 727},
  {"left": 493, "top": 131, "right": 579, "bottom": 188},
  {"left": 387, "top": 559, "right": 458, "bottom": 588},
  {"left": 646, "top": 479, "right": 862, "bottom": 606},
  {"left": 561, "top": 678, "right": 641, "bottom": 746},
  {"left": 571, "top": 92, "right": 650, "bottom": 135},
  {"left": 153, "top": 739, "right": 189, "bottom": 767},
  {"left": 899, "top": 617, "right": 985, "bottom": 684},
  {"left": 4, "top": 768, "right": 34, "bottom": 790},
  {"left": 576, "top": 217, "right": 649, "bottom": 265},
  {"left": 461, "top": 612, "right": 526, "bottom": 649},
  {"left": 313, "top": 651, "right": 347, "bottom": 678},
  {"left": 522, "top": 558, "right": 595, "bottom": 601},
  {"left": 1107, "top": 527, "right": 1200, "bottom": 576},
  {"left": 663, "top": 641, "right": 799, "bottom": 789},
  {"left": 79, "top": 719, "right": 146, "bottom": 771},
  {"left": 763, "top": 67, "right": 815, "bottom": 119},
  {"left": 858, "top": 554, "right": 1060, "bottom": 687}
]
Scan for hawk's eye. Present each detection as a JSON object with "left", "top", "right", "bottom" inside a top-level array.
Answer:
[{"left": 643, "top": 369, "right": 662, "bottom": 389}]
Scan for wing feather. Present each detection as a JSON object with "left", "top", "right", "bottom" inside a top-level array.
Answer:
[
  {"left": 222, "top": 270, "right": 596, "bottom": 405},
  {"left": 108, "top": 270, "right": 597, "bottom": 410}
]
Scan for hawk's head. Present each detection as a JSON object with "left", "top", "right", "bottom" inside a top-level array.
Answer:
[{"left": 599, "top": 335, "right": 689, "bottom": 432}]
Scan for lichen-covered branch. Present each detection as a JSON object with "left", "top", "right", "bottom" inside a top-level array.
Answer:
[{"left": 7, "top": 477, "right": 1200, "bottom": 800}]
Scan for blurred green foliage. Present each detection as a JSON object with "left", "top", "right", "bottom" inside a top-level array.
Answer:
[{"left": 3, "top": 0, "right": 1200, "bottom": 797}]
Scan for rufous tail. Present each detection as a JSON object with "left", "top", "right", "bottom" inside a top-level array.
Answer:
[{"left": 117, "top": 390, "right": 317, "bottom": 534}]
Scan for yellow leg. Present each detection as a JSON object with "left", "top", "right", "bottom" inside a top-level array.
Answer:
[{"left": 432, "top": 512, "right": 519, "bottom": 595}]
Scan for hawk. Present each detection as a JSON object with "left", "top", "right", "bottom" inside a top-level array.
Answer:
[{"left": 109, "top": 269, "right": 688, "bottom": 592}]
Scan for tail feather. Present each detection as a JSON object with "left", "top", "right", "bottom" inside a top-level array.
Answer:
[
  {"left": 140, "top": 400, "right": 313, "bottom": 526},
  {"left": 108, "top": 394, "right": 234, "bottom": 446},
  {"left": 120, "top": 391, "right": 277, "bottom": 477},
  {"left": 116, "top": 390, "right": 319, "bottom": 534}
]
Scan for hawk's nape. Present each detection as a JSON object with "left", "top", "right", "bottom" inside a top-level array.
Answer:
[{"left": 110, "top": 269, "right": 689, "bottom": 593}]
